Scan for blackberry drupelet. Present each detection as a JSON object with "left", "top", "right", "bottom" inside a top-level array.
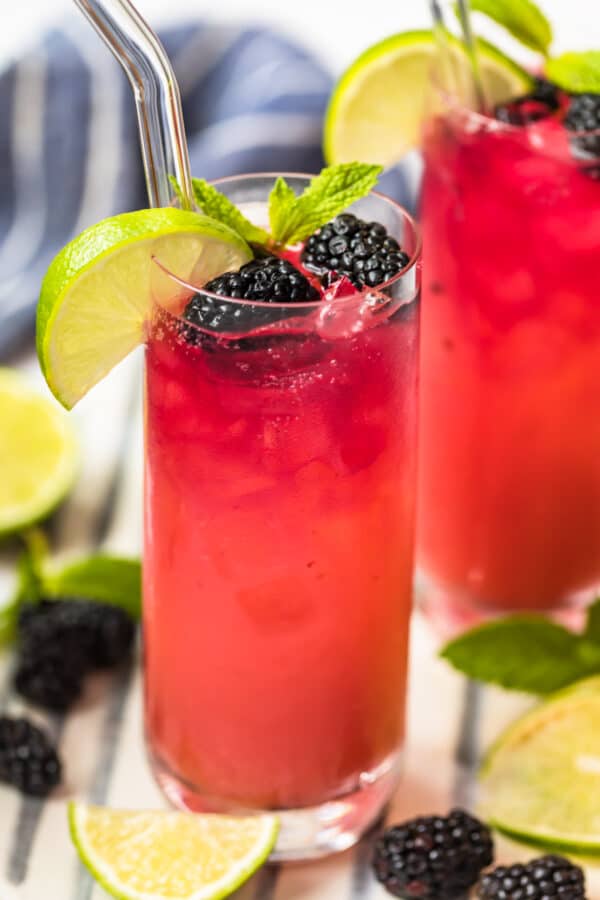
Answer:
[
  {"left": 15, "top": 600, "right": 135, "bottom": 711},
  {"left": 478, "top": 855, "right": 586, "bottom": 900},
  {"left": 565, "top": 93, "right": 600, "bottom": 157},
  {"left": 301, "top": 213, "right": 410, "bottom": 289},
  {"left": 372, "top": 808, "right": 494, "bottom": 900},
  {"left": 182, "top": 256, "right": 320, "bottom": 339},
  {"left": 0, "top": 716, "right": 61, "bottom": 796}
]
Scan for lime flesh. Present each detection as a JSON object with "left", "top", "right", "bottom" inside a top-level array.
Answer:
[
  {"left": 480, "top": 675, "right": 600, "bottom": 855},
  {"left": 0, "top": 368, "right": 78, "bottom": 534}
]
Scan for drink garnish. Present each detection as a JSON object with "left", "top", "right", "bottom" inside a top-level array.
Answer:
[
  {"left": 441, "top": 599, "right": 600, "bottom": 694},
  {"left": 191, "top": 162, "right": 383, "bottom": 249},
  {"left": 546, "top": 51, "right": 600, "bottom": 94},
  {"left": 467, "top": 0, "right": 553, "bottom": 56}
]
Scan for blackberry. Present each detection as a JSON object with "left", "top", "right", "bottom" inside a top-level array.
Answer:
[
  {"left": 15, "top": 600, "right": 135, "bottom": 711},
  {"left": 0, "top": 716, "right": 61, "bottom": 796},
  {"left": 301, "top": 213, "right": 410, "bottom": 289},
  {"left": 372, "top": 809, "right": 494, "bottom": 900},
  {"left": 565, "top": 93, "right": 600, "bottom": 158},
  {"left": 478, "top": 855, "right": 586, "bottom": 900},
  {"left": 182, "top": 257, "right": 320, "bottom": 340}
]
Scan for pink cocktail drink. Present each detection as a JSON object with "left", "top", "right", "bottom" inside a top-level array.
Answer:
[
  {"left": 419, "top": 100, "right": 600, "bottom": 631},
  {"left": 143, "top": 176, "right": 420, "bottom": 857}
]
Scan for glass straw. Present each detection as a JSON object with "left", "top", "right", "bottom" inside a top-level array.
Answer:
[
  {"left": 72, "top": 0, "right": 194, "bottom": 210},
  {"left": 430, "top": 0, "right": 487, "bottom": 112}
]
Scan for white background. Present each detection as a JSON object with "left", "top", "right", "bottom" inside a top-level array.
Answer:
[{"left": 0, "top": 0, "right": 599, "bottom": 74}]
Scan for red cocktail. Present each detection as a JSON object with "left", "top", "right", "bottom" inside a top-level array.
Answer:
[
  {"left": 419, "top": 95, "right": 600, "bottom": 632},
  {"left": 143, "top": 175, "right": 420, "bottom": 857}
]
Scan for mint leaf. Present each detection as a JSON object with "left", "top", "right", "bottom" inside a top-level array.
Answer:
[
  {"left": 441, "top": 617, "right": 600, "bottom": 694},
  {"left": 269, "top": 163, "right": 383, "bottom": 247},
  {"left": 584, "top": 597, "right": 600, "bottom": 644},
  {"left": 42, "top": 554, "right": 141, "bottom": 620},
  {"left": 546, "top": 51, "right": 600, "bottom": 93},
  {"left": 268, "top": 178, "right": 298, "bottom": 245},
  {"left": 467, "top": 0, "right": 552, "bottom": 55},
  {"left": 192, "top": 178, "right": 269, "bottom": 245}
]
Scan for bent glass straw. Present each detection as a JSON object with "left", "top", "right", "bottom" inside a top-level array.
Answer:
[{"left": 72, "top": 0, "right": 194, "bottom": 210}]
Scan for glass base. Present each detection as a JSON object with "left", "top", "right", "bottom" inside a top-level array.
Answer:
[
  {"left": 416, "top": 568, "right": 590, "bottom": 638},
  {"left": 150, "top": 749, "right": 402, "bottom": 860}
]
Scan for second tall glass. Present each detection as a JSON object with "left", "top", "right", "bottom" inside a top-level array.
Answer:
[
  {"left": 418, "top": 92, "right": 600, "bottom": 633},
  {"left": 143, "top": 175, "right": 421, "bottom": 859}
]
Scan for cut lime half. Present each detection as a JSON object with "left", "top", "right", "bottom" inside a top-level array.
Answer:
[
  {"left": 37, "top": 208, "right": 252, "bottom": 409},
  {"left": 324, "top": 30, "right": 533, "bottom": 166},
  {"left": 0, "top": 368, "right": 78, "bottom": 535},
  {"left": 480, "top": 675, "right": 600, "bottom": 855},
  {"left": 69, "top": 802, "right": 279, "bottom": 900}
]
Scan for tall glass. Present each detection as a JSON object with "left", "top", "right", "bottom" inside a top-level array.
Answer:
[
  {"left": 418, "top": 91, "right": 600, "bottom": 634},
  {"left": 143, "top": 174, "right": 421, "bottom": 859}
]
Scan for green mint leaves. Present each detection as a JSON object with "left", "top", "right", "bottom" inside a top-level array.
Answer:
[
  {"left": 191, "top": 178, "right": 270, "bottom": 245},
  {"left": 441, "top": 600, "right": 600, "bottom": 695},
  {"left": 0, "top": 531, "right": 141, "bottom": 647},
  {"left": 42, "top": 554, "right": 141, "bottom": 620},
  {"left": 267, "top": 163, "right": 383, "bottom": 246},
  {"left": 546, "top": 51, "right": 600, "bottom": 93},
  {"left": 467, "top": 0, "right": 553, "bottom": 55},
  {"left": 179, "top": 163, "right": 382, "bottom": 251}
]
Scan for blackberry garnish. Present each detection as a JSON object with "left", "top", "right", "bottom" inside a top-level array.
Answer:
[
  {"left": 478, "top": 855, "right": 586, "bottom": 900},
  {"left": 182, "top": 256, "right": 320, "bottom": 340},
  {"left": 15, "top": 600, "right": 135, "bottom": 711},
  {"left": 372, "top": 808, "right": 494, "bottom": 900},
  {"left": 301, "top": 213, "right": 410, "bottom": 289},
  {"left": 565, "top": 93, "right": 600, "bottom": 158},
  {"left": 0, "top": 716, "right": 61, "bottom": 796},
  {"left": 494, "top": 78, "right": 562, "bottom": 125}
]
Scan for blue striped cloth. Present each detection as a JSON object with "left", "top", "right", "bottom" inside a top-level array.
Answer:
[{"left": 0, "top": 17, "right": 415, "bottom": 357}]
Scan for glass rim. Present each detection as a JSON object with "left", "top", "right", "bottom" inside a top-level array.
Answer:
[
  {"left": 430, "top": 74, "right": 600, "bottom": 139},
  {"left": 153, "top": 172, "right": 422, "bottom": 314}
]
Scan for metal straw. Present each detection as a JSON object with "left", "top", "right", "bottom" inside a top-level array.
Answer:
[{"left": 73, "top": 0, "right": 194, "bottom": 210}]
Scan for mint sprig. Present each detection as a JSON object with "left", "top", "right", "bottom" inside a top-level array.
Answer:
[
  {"left": 441, "top": 599, "right": 600, "bottom": 694},
  {"left": 467, "top": 0, "right": 552, "bottom": 55},
  {"left": 191, "top": 178, "right": 269, "bottom": 245},
  {"left": 546, "top": 51, "right": 600, "bottom": 93},
  {"left": 268, "top": 163, "right": 383, "bottom": 247}
]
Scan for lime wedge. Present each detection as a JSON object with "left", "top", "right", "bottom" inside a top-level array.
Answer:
[
  {"left": 37, "top": 208, "right": 252, "bottom": 409},
  {"left": 480, "top": 675, "right": 600, "bottom": 855},
  {"left": 0, "top": 368, "right": 78, "bottom": 535},
  {"left": 324, "top": 30, "right": 533, "bottom": 166},
  {"left": 69, "top": 802, "right": 279, "bottom": 900}
]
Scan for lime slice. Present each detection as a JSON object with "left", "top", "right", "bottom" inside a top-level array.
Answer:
[
  {"left": 37, "top": 209, "right": 252, "bottom": 409},
  {"left": 324, "top": 30, "right": 533, "bottom": 166},
  {"left": 69, "top": 802, "right": 279, "bottom": 900},
  {"left": 0, "top": 368, "right": 78, "bottom": 535},
  {"left": 480, "top": 675, "right": 600, "bottom": 855}
]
